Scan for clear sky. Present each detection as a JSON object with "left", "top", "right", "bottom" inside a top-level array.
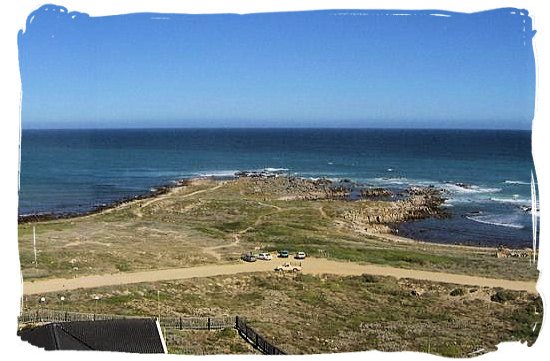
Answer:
[{"left": 18, "top": 6, "right": 536, "bottom": 129}]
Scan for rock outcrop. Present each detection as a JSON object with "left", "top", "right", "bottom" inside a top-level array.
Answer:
[
  {"left": 496, "top": 246, "right": 533, "bottom": 258},
  {"left": 340, "top": 187, "right": 446, "bottom": 230},
  {"left": 235, "top": 175, "right": 353, "bottom": 200},
  {"left": 360, "top": 188, "right": 393, "bottom": 199}
]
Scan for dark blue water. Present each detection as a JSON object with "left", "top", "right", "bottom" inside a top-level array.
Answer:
[{"left": 19, "top": 128, "right": 537, "bottom": 247}]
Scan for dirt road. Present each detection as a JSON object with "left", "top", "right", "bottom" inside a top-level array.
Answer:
[
  {"left": 132, "top": 181, "right": 226, "bottom": 218},
  {"left": 23, "top": 258, "right": 537, "bottom": 295}
]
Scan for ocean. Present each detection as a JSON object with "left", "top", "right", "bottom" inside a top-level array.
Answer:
[{"left": 19, "top": 128, "right": 537, "bottom": 248}]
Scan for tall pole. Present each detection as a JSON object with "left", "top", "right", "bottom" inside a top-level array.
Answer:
[
  {"left": 94, "top": 296, "right": 100, "bottom": 317},
  {"left": 531, "top": 171, "right": 538, "bottom": 264},
  {"left": 33, "top": 225, "right": 37, "bottom": 268},
  {"left": 157, "top": 290, "right": 160, "bottom": 321}
]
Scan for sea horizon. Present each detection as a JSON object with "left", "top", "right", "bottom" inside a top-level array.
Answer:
[{"left": 21, "top": 126, "right": 533, "bottom": 131}]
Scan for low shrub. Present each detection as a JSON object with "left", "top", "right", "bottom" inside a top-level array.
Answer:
[
  {"left": 450, "top": 288, "right": 465, "bottom": 297},
  {"left": 491, "top": 290, "right": 519, "bottom": 303},
  {"left": 362, "top": 274, "right": 380, "bottom": 283}
]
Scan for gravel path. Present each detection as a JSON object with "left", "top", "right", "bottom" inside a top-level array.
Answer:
[{"left": 23, "top": 257, "right": 537, "bottom": 295}]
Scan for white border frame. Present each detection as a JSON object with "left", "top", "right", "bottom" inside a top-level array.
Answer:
[{"left": 2, "top": 1, "right": 548, "bottom": 361}]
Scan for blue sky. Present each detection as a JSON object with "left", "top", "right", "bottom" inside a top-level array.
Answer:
[{"left": 18, "top": 6, "right": 536, "bottom": 129}]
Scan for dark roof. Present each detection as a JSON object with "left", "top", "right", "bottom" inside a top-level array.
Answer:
[{"left": 19, "top": 318, "right": 166, "bottom": 353}]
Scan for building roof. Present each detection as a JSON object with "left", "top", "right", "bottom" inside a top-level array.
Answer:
[{"left": 19, "top": 318, "right": 167, "bottom": 353}]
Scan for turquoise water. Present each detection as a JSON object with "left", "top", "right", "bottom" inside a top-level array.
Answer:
[{"left": 19, "top": 128, "right": 537, "bottom": 247}]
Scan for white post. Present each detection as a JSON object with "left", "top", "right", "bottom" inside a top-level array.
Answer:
[
  {"left": 33, "top": 225, "right": 37, "bottom": 268},
  {"left": 531, "top": 171, "right": 538, "bottom": 264},
  {"left": 157, "top": 290, "right": 161, "bottom": 321},
  {"left": 93, "top": 295, "right": 100, "bottom": 316}
]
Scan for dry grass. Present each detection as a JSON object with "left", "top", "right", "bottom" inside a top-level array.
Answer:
[
  {"left": 19, "top": 177, "right": 538, "bottom": 281},
  {"left": 22, "top": 272, "right": 542, "bottom": 357}
]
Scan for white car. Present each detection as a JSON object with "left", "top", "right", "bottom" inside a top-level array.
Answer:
[
  {"left": 257, "top": 252, "right": 273, "bottom": 261},
  {"left": 274, "top": 262, "right": 302, "bottom": 272},
  {"left": 295, "top": 251, "right": 306, "bottom": 260}
]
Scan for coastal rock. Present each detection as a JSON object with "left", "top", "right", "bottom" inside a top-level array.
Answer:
[
  {"left": 236, "top": 176, "right": 352, "bottom": 201},
  {"left": 360, "top": 188, "right": 393, "bottom": 199},
  {"left": 495, "top": 246, "right": 533, "bottom": 258},
  {"left": 444, "top": 181, "right": 473, "bottom": 190},
  {"left": 340, "top": 187, "right": 446, "bottom": 229}
]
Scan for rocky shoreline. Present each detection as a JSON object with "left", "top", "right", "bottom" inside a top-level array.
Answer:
[
  {"left": 18, "top": 179, "right": 193, "bottom": 224},
  {"left": 231, "top": 172, "right": 448, "bottom": 233},
  {"left": 18, "top": 170, "right": 447, "bottom": 228}
]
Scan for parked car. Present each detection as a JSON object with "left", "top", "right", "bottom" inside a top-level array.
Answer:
[
  {"left": 274, "top": 262, "right": 302, "bottom": 272},
  {"left": 241, "top": 252, "right": 257, "bottom": 262},
  {"left": 278, "top": 250, "right": 289, "bottom": 258},
  {"left": 257, "top": 252, "right": 273, "bottom": 261},
  {"left": 295, "top": 251, "right": 306, "bottom": 260}
]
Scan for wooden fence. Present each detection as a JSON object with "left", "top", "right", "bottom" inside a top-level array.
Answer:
[
  {"left": 161, "top": 315, "right": 235, "bottom": 330},
  {"left": 235, "top": 316, "right": 286, "bottom": 355},
  {"left": 19, "top": 310, "right": 286, "bottom": 354},
  {"left": 19, "top": 309, "right": 234, "bottom": 330}
]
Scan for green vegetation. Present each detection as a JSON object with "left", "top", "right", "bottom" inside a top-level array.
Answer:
[
  {"left": 450, "top": 288, "right": 465, "bottom": 297},
  {"left": 491, "top": 289, "right": 521, "bottom": 303},
  {"left": 18, "top": 177, "right": 539, "bottom": 281},
  {"left": 23, "top": 272, "right": 542, "bottom": 356},
  {"left": 165, "top": 328, "right": 256, "bottom": 355},
  {"left": 18, "top": 177, "right": 541, "bottom": 356}
]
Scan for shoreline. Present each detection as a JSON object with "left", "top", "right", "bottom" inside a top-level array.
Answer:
[
  {"left": 18, "top": 178, "right": 195, "bottom": 224},
  {"left": 18, "top": 173, "right": 532, "bottom": 253}
]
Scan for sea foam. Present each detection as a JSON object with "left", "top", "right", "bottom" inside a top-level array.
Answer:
[
  {"left": 439, "top": 183, "right": 502, "bottom": 194},
  {"left": 504, "top": 180, "right": 531, "bottom": 185},
  {"left": 263, "top": 167, "right": 289, "bottom": 172},
  {"left": 198, "top": 170, "right": 238, "bottom": 177},
  {"left": 466, "top": 214, "right": 525, "bottom": 229},
  {"left": 490, "top": 196, "right": 531, "bottom": 205}
]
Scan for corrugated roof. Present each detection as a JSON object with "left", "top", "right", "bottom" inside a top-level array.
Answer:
[{"left": 19, "top": 318, "right": 166, "bottom": 353}]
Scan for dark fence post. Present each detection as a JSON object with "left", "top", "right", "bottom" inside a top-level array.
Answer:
[
  {"left": 207, "top": 317, "right": 211, "bottom": 331},
  {"left": 179, "top": 316, "right": 182, "bottom": 330}
]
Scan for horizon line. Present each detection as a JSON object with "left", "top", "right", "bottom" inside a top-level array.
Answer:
[{"left": 20, "top": 126, "right": 532, "bottom": 131}]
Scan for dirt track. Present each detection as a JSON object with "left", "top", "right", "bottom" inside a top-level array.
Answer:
[{"left": 23, "top": 257, "right": 537, "bottom": 295}]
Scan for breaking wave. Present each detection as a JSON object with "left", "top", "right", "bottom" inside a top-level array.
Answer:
[
  {"left": 263, "top": 167, "right": 289, "bottom": 172},
  {"left": 438, "top": 183, "right": 502, "bottom": 194},
  {"left": 504, "top": 180, "right": 530, "bottom": 185},
  {"left": 490, "top": 196, "right": 531, "bottom": 205},
  {"left": 197, "top": 170, "right": 239, "bottom": 177},
  {"left": 466, "top": 214, "right": 525, "bottom": 229}
]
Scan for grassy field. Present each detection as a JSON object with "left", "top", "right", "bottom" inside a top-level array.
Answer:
[
  {"left": 18, "top": 177, "right": 542, "bottom": 355},
  {"left": 164, "top": 328, "right": 257, "bottom": 355},
  {"left": 18, "top": 177, "right": 538, "bottom": 281},
  {"left": 22, "top": 272, "right": 542, "bottom": 356}
]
